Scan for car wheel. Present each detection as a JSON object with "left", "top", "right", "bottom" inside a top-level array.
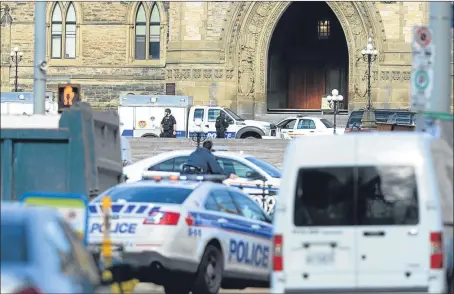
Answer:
[{"left": 192, "top": 245, "right": 223, "bottom": 294}]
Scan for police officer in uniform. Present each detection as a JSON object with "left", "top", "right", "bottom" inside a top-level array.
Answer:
[
  {"left": 215, "top": 111, "right": 230, "bottom": 139},
  {"left": 182, "top": 141, "right": 223, "bottom": 175},
  {"left": 160, "top": 108, "right": 177, "bottom": 138}
]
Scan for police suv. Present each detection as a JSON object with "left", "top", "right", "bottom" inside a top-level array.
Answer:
[{"left": 88, "top": 173, "right": 273, "bottom": 294}]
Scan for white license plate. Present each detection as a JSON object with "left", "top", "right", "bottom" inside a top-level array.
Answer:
[{"left": 306, "top": 252, "right": 334, "bottom": 265}]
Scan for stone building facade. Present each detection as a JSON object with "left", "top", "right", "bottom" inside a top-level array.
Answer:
[{"left": 0, "top": 1, "right": 452, "bottom": 119}]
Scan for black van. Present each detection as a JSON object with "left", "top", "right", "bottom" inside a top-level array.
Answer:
[{"left": 345, "top": 109, "right": 416, "bottom": 132}]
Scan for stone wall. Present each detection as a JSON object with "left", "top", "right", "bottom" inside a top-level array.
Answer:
[{"left": 1, "top": 1, "right": 450, "bottom": 116}]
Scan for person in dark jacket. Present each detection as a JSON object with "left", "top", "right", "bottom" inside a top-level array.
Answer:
[
  {"left": 182, "top": 141, "right": 224, "bottom": 175},
  {"left": 160, "top": 108, "right": 177, "bottom": 138},
  {"left": 215, "top": 111, "right": 230, "bottom": 139}
]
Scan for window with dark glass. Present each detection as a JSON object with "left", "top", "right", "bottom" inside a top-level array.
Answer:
[
  {"left": 173, "top": 156, "right": 188, "bottom": 172},
  {"left": 135, "top": 4, "right": 147, "bottom": 60},
  {"left": 65, "top": 4, "right": 76, "bottom": 59},
  {"left": 149, "top": 4, "right": 160, "bottom": 60},
  {"left": 148, "top": 159, "right": 174, "bottom": 172},
  {"left": 317, "top": 20, "right": 330, "bottom": 39},
  {"left": 51, "top": 4, "right": 63, "bottom": 58},
  {"left": 134, "top": 2, "right": 161, "bottom": 61},
  {"left": 216, "top": 158, "right": 256, "bottom": 178},
  {"left": 278, "top": 119, "right": 297, "bottom": 129},
  {"left": 357, "top": 166, "right": 419, "bottom": 225},
  {"left": 297, "top": 119, "right": 316, "bottom": 129},
  {"left": 194, "top": 109, "right": 204, "bottom": 121},
  {"left": 294, "top": 167, "right": 355, "bottom": 226},
  {"left": 51, "top": 2, "right": 77, "bottom": 60}
]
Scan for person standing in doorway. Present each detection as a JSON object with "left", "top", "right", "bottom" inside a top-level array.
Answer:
[
  {"left": 160, "top": 108, "right": 177, "bottom": 138},
  {"left": 215, "top": 111, "right": 230, "bottom": 139}
]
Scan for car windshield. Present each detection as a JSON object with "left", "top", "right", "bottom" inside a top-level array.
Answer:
[
  {"left": 93, "top": 186, "right": 193, "bottom": 204},
  {"left": 1, "top": 222, "right": 29, "bottom": 263},
  {"left": 223, "top": 108, "right": 244, "bottom": 121},
  {"left": 245, "top": 157, "right": 282, "bottom": 178},
  {"left": 320, "top": 118, "right": 334, "bottom": 128}
]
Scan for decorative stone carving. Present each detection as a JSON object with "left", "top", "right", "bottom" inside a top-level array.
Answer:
[
  {"left": 192, "top": 69, "right": 201, "bottom": 79},
  {"left": 203, "top": 69, "right": 212, "bottom": 79},
  {"left": 225, "top": 69, "right": 234, "bottom": 80},
  {"left": 166, "top": 69, "right": 173, "bottom": 80},
  {"left": 392, "top": 71, "right": 400, "bottom": 81},
  {"left": 173, "top": 69, "right": 181, "bottom": 80},
  {"left": 238, "top": 33, "right": 255, "bottom": 95},
  {"left": 381, "top": 71, "right": 391, "bottom": 81},
  {"left": 214, "top": 69, "right": 224, "bottom": 79},
  {"left": 182, "top": 69, "right": 190, "bottom": 80}
]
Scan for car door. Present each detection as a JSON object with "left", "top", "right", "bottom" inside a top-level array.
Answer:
[
  {"left": 206, "top": 108, "right": 236, "bottom": 139},
  {"left": 288, "top": 165, "right": 357, "bottom": 290},
  {"left": 203, "top": 189, "right": 247, "bottom": 274},
  {"left": 355, "top": 164, "right": 427, "bottom": 290},
  {"left": 229, "top": 191, "right": 273, "bottom": 280},
  {"left": 216, "top": 157, "right": 270, "bottom": 196},
  {"left": 294, "top": 118, "right": 317, "bottom": 136},
  {"left": 277, "top": 119, "right": 297, "bottom": 138}
]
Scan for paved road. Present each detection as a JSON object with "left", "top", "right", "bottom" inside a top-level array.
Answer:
[{"left": 132, "top": 283, "right": 268, "bottom": 293}]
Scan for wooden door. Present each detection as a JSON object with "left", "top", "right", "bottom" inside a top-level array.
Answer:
[{"left": 288, "top": 65, "right": 325, "bottom": 109}]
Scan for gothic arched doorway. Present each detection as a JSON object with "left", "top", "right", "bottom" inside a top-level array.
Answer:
[{"left": 267, "top": 2, "right": 349, "bottom": 111}]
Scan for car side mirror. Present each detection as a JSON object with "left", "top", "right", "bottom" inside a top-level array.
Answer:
[{"left": 228, "top": 119, "right": 234, "bottom": 125}]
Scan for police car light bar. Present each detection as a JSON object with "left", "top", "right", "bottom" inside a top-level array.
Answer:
[{"left": 142, "top": 171, "right": 228, "bottom": 182}]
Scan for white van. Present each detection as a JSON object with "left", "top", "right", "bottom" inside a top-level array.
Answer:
[{"left": 272, "top": 133, "right": 452, "bottom": 294}]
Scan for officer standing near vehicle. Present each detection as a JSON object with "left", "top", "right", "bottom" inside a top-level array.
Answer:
[
  {"left": 182, "top": 141, "right": 223, "bottom": 174},
  {"left": 160, "top": 108, "right": 177, "bottom": 138},
  {"left": 215, "top": 111, "right": 230, "bottom": 139}
]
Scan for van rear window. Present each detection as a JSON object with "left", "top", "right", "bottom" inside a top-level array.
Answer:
[{"left": 294, "top": 166, "right": 419, "bottom": 226}]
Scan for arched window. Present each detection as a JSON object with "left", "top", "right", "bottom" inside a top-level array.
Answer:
[
  {"left": 134, "top": 2, "right": 161, "bottom": 60},
  {"left": 149, "top": 4, "right": 160, "bottom": 60},
  {"left": 135, "top": 4, "right": 146, "bottom": 60},
  {"left": 65, "top": 3, "right": 76, "bottom": 59},
  {"left": 51, "top": 4, "right": 62, "bottom": 58},
  {"left": 50, "top": 2, "right": 77, "bottom": 60}
]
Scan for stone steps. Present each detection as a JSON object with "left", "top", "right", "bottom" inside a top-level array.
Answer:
[{"left": 129, "top": 138, "right": 290, "bottom": 167}]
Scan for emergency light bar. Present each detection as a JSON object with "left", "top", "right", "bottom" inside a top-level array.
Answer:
[{"left": 142, "top": 171, "right": 228, "bottom": 183}]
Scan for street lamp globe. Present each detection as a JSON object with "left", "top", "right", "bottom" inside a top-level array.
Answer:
[
  {"left": 338, "top": 95, "right": 344, "bottom": 101},
  {"left": 19, "top": 52, "right": 23, "bottom": 57},
  {"left": 14, "top": 46, "right": 18, "bottom": 52},
  {"left": 194, "top": 118, "right": 202, "bottom": 127},
  {"left": 10, "top": 51, "right": 14, "bottom": 57},
  {"left": 326, "top": 95, "right": 332, "bottom": 102},
  {"left": 372, "top": 49, "right": 378, "bottom": 56},
  {"left": 331, "top": 89, "right": 339, "bottom": 96}
]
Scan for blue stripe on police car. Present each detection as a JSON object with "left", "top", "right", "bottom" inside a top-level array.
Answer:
[
  {"left": 188, "top": 211, "right": 273, "bottom": 239},
  {"left": 229, "top": 239, "right": 270, "bottom": 268}
]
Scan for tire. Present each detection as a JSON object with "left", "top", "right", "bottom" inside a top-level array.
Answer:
[
  {"left": 244, "top": 135, "right": 260, "bottom": 139},
  {"left": 192, "top": 245, "right": 224, "bottom": 294}
]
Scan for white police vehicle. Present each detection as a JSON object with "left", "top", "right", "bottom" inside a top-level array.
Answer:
[
  {"left": 88, "top": 173, "right": 273, "bottom": 294},
  {"left": 123, "top": 150, "right": 282, "bottom": 215}
]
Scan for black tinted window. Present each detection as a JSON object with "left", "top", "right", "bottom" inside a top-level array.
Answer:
[
  {"left": 294, "top": 167, "right": 355, "bottom": 226},
  {"left": 174, "top": 156, "right": 189, "bottom": 172},
  {"left": 1, "top": 223, "right": 29, "bottom": 262},
  {"left": 357, "top": 166, "right": 419, "bottom": 225},
  {"left": 204, "top": 194, "right": 221, "bottom": 212},
  {"left": 94, "top": 186, "right": 193, "bottom": 204}
]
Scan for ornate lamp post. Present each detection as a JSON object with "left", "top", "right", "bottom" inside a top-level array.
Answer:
[
  {"left": 360, "top": 37, "right": 378, "bottom": 130},
  {"left": 10, "top": 46, "right": 23, "bottom": 92},
  {"left": 327, "top": 89, "right": 344, "bottom": 135},
  {"left": 191, "top": 118, "right": 207, "bottom": 147}
]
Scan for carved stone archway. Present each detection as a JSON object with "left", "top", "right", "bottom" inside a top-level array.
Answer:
[{"left": 224, "top": 2, "right": 386, "bottom": 114}]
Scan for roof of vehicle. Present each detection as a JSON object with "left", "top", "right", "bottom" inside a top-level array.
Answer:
[
  {"left": 111, "top": 178, "right": 205, "bottom": 190},
  {"left": 278, "top": 116, "right": 325, "bottom": 121},
  {"left": 129, "top": 149, "right": 256, "bottom": 167},
  {"left": 285, "top": 133, "right": 431, "bottom": 167}
]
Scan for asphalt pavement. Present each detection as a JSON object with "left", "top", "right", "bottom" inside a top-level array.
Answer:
[{"left": 132, "top": 283, "right": 268, "bottom": 293}]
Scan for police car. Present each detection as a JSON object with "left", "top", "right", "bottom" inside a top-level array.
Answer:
[
  {"left": 123, "top": 150, "right": 282, "bottom": 215},
  {"left": 88, "top": 173, "right": 273, "bottom": 294},
  {"left": 276, "top": 115, "right": 344, "bottom": 138}
]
